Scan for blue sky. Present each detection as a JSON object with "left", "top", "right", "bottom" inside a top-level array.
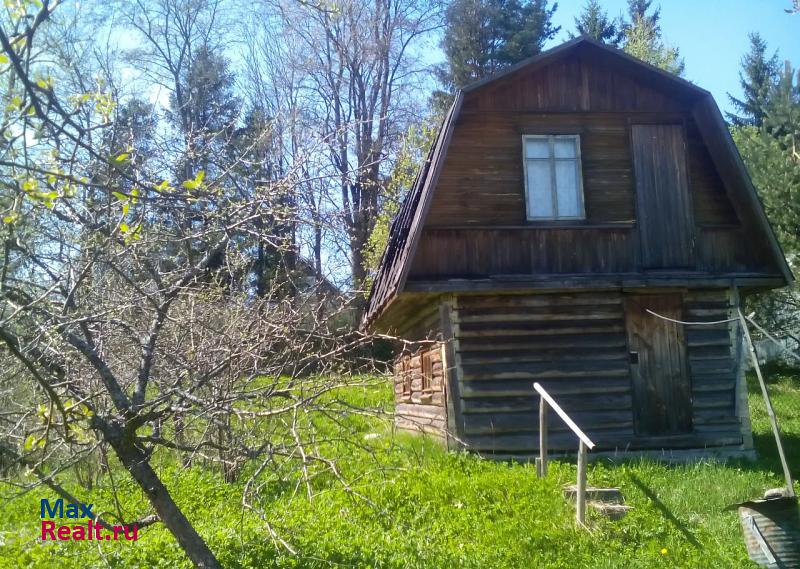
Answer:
[{"left": 546, "top": 0, "right": 800, "bottom": 114}]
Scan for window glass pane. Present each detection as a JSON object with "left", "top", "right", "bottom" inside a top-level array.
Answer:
[
  {"left": 527, "top": 160, "right": 554, "bottom": 218},
  {"left": 524, "top": 138, "right": 550, "bottom": 159},
  {"left": 554, "top": 138, "right": 577, "bottom": 158},
  {"left": 555, "top": 160, "right": 580, "bottom": 217}
]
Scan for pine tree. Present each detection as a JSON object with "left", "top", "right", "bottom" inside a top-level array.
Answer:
[
  {"left": 436, "top": 0, "right": 559, "bottom": 91},
  {"left": 570, "top": 0, "right": 621, "bottom": 45},
  {"left": 620, "top": 1, "right": 683, "bottom": 75},
  {"left": 626, "top": 0, "right": 660, "bottom": 32},
  {"left": 168, "top": 46, "right": 241, "bottom": 180},
  {"left": 734, "top": 60, "right": 800, "bottom": 333},
  {"left": 623, "top": 15, "right": 683, "bottom": 74},
  {"left": 163, "top": 46, "right": 242, "bottom": 282},
  {"left": 503, "top": 0, "right": 561, "bottom": 65},
  {"left": 762, "top": 61, "right": 800, "bottom": 160},
  {"left": 727, "top": 33, "right": 780, "bottom": 127},
  {"left": 230, "top": 108, "right": 298, "bottom": 297}
]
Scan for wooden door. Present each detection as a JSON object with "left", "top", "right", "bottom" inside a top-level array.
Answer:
[
  {"left": 624, "top": 294, "right": 692, "bottom": 436},
  {"left": 631, "top": 124, "right": 694, "bottom": 269}
]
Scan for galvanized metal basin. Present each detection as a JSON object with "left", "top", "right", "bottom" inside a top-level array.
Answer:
[{"left": 733, "top": 496, "right": 800, "bottom": 568}]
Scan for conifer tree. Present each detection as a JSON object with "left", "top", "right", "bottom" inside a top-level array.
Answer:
[
  {"left": 728, "top": 33, "right": 780, "bottom": 127},
  {"left": 620, "top": 1, "right": 683, "bottom": 75},
  {"left": 168, "top": 46, "right": 240, "bottom": 181},
  {"left": 764, "top": 62, "right": 800, "bottom": 148},
  {"left": 436, "top": 0, "right": 559, "bottom": 92},
  {"left": 625, "top": 0, "right": 660, "bottom": 32},
  {"left": 570, "top": 0, "right": 622, "bottom": 45}
]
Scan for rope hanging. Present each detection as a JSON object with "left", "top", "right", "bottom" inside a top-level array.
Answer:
[
  {"left": 644, "top": 308, "right": 739, "bottom": 326},
  {"left": 646, "top": 307, "right": 800, "bottom": 363}
]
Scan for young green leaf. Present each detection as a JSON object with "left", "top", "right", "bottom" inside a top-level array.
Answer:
[{"left": 182, "top": 170, "right": 206, "bottom": 190}]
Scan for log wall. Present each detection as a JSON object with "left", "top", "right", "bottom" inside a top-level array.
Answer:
[
  {"left": 445, "top": 289, "right": 747, "bottom": 455},
  {"left": 393, "top": 343, "right": 447, "bottom": 436},
  {"left": 683, "top": 289, "right": 749, "bottom": 448}
]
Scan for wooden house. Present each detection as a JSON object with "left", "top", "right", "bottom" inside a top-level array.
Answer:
[{"left": 363, "top": 37, "right": 793, "bottom": 457}]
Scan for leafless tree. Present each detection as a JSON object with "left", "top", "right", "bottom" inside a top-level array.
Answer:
[
  {"left": 252, "top": 0, "right": 442, "bottom": 302},
  {"left": 0, "top": 2, "right": 390, "bottom": 567}
]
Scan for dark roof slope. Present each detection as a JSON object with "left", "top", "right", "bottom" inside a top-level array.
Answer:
[{"left": 361, "top": 92, "right": 462, "bottom": 330}]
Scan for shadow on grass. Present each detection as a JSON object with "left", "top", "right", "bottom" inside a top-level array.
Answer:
[
  {"left": 743, "top": 363, "right": 800, "bottom": 482},
  {"left": 743, "top": 432, "right": 800, "bottom": 480},
  {"left": 749, "top": 361, "right": 800, "bottom": 386},
  {"left": 627, "top": 473, "right": 702, "bottom": 548}
]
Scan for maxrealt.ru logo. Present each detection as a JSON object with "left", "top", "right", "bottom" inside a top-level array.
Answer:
[{"left": 40, "top": 499, "right": 139, "bottom": 541}]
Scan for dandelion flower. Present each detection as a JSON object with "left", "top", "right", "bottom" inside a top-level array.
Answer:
[{"left": 660, "top": 548, "right": 668, "bottom": 555}]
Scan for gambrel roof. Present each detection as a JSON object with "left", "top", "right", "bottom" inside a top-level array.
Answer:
[{"left": 362, "top": 36, "right": 792, "bottom": 331}]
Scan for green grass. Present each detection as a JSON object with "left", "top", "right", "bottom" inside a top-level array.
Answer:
[{"left": 1, "top": 369, "right": 798, "bottom": 569}]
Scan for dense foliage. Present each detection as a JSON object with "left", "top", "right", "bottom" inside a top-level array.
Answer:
[
  {"left": 570, "top": 0, "right": 683, "bottom": 74},
  {"left": 729, "top": 32, "right": 800, "bottom": 338},
  {"left": 2, "top": 373, "right": 799, "bottom": 568},
  {"left": 1, "top": 0, "right": 800, "bottom": 567},
  {"left": 437, "top": 0, "right": 559, "bottom": 91},
  {"left": 728, "top": 34, "right": 781, "bottom": 127},
  {"left": 570, "top": 0, "right": 622, "bottom": 45}
]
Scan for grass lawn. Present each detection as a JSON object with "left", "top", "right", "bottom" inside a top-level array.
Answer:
[{"left": 1, "top": 366, "right": 798, "bottom": 568}]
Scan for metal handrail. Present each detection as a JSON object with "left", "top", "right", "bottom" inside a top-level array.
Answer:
[
  {"left": 533, "top": 381, "right": 595, "bottom": 525},
  {"left": 533, "top": 382, "right": 595, "bottom": 450}
]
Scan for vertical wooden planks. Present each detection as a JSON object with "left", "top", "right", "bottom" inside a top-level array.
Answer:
[
  {"left": 393, "top": 341, "right": 447, "bottom": 435},
  {"left": 631, "top": 124, "right": 695, "bottom": 269},
  {"left": 624, "top": 294, "right": 693, "bottom": 436}
]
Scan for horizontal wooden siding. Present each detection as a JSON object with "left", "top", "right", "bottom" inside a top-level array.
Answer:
[{"left": 450, "top": 290, "right": 745, "bottom": 455}]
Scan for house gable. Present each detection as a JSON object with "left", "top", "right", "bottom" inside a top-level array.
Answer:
[{"left": 363, "top": 37, "right": 792, "bottom": 332}]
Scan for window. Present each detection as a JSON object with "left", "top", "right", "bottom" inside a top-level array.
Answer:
[
  {"left": 421, "top": 351, "right": 433, "bottom": 392},
  {"left": 523, "top": 135, "right": 585, "bottom": 221}
]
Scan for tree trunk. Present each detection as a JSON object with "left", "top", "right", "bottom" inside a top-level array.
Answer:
[
  {"left": 174, "top": 412, "right": 192, "bottom": 468},
  {"left": 313, "top": 221, "right": 323, "bottom": 282},
  {"left": 350, "top": 240, "right": 368, "bottom": 318},
  {"left": 107, "top": 432, "right": 221, "bottom": 569},
  {"left": 351, "top": 240, "right": 367, "bottom": 294},
  {"left": 347, "top": 177, "right": 379, "bottom": 312},
  {"left": 255, "top": 239, "right": 267, "bottom": 297}
]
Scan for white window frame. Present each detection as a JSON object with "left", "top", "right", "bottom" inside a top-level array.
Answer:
[{"left": 522, "top": 134, "right": 586, "bottom": 221}]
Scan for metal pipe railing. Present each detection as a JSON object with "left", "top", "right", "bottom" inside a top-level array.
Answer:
[{"left": 533, "top": 382, "right": 596, "bottom": 525}]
